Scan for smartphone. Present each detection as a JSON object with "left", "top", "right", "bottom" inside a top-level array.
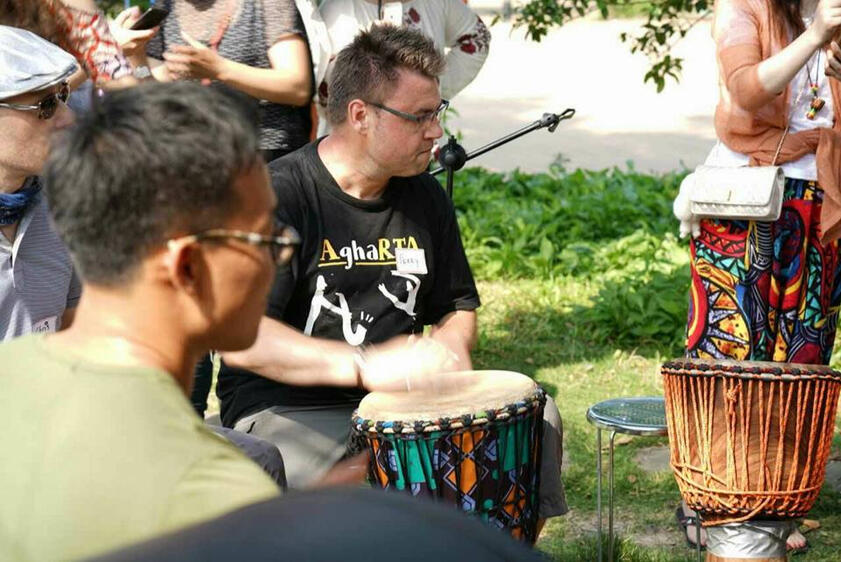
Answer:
[{"left": 130, "top": 7, "right": 169, "bottom": 30}]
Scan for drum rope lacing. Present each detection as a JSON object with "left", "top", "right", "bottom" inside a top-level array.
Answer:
[
  {"left": 662, "top": 361, "right": 841, "bottom": 525},
  {"left": 352, "top": 388, "right": 547, "bottom": 434}
]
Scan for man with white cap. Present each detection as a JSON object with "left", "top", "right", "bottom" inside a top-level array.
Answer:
[{"left": 0, "top": 25, "right": 80, "bottom": 339}]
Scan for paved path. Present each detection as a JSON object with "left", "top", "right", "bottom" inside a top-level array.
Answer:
[{"left": 447, "top": 14, "right": 719, "bottom": 174}]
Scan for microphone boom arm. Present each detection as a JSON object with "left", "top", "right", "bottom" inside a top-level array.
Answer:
[{"left": 431, "top": 108, "right": 575, "bottom": 184}]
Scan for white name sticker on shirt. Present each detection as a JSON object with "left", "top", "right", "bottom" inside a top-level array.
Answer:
[
  {"left": 32, "top": 315, "right": 58, "bottom": 334},
  {"left": 382, "top": 2, "right": 403, "bottom": 25},
  {"left": 395, "top": 248, "right": 428, "bottom": 275}
]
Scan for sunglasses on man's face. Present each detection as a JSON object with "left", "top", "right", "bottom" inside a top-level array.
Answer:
[
  {"left": 0, "top": 82, "right": 70, "bottom": 120},
  {"left": 168, "top": 224, "right": 302, "bottom": 267},
  {"left": 365, "top": 99, "right": 449, "bottom": 127}
]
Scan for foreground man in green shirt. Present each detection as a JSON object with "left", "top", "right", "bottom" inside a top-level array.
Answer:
[{"left": 0, "top": 81, "right": 297, "bottom": 560}]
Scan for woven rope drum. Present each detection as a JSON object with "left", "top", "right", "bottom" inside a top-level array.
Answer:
[{"left": 661, "top": 359, "right": 841, "bottom": 525}]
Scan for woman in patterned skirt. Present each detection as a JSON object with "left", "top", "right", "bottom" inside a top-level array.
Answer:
[{"left": 679, "top": 0, "right": 841, "bottom": 551}]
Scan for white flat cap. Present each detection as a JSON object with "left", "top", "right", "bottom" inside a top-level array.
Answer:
[{"left": 0, "top": 25, "right": 78, "bottom": 100}]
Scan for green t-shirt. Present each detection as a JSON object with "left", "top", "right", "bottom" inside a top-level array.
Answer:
[{"left": 0, "top": 335, "right": 281, "bottom": 561}]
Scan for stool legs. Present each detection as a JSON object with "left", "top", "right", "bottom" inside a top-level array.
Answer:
[
  {"left": 608, "top": 430, "right": 615, "bottom": 562},
  {"left": 696, "top": 516, "right": 702, "bottom": 561},
  {"left": 595, "top": 429, "right": 617, "bottom": 562},
  {"left": 596, "top": 429, "right": 602, "bottom": 561}
]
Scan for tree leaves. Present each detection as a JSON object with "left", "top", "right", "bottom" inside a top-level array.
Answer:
[{"left": 513, "top": 0, "right": 711, "bottom": 90}]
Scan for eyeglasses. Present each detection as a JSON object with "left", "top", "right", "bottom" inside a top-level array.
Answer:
[
  {"left": 366, "top": 99, "right": 449, "bottom": 126},
  {"left": 168, "top": 225, "right": 301, "bottom": 266},
  {"left": 0, "top": 82, "right": 70, "bottom": 120}
]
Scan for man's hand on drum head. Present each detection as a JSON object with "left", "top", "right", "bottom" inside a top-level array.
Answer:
[{"left": 359, "top": 336, "right": 467, "bottom": 393}]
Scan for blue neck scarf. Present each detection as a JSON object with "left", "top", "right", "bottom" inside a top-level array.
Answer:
[{"left": 0, "top": 179, "right": 41, "bottom": 226}]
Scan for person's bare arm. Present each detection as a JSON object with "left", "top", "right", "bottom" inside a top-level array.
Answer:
[
  {"left": 222, "top": 316, "right": 461, "bottom": 391},
  {"left": 429, "top": 309, "right": 477, "bottom": 371},
  {"left": 57, "top": 0, "right": 98, "bottom": 11},
  {"left": 222, "top": 316, "right": 359, "bottom": 387},
  {"left": 717, "top": 0, "right": 841, "bottom": 110},
  {"left": 754, "top": 0, "right": 841, "bottom": 93},
  {"left": 163, "top": 34, "right": 312, "bottom": 106}
]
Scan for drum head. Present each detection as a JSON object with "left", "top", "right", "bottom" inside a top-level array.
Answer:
[{"left": 357, "top": 370, "right": 539, "bottom": 422}]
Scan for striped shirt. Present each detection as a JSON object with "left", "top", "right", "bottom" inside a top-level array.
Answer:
[{"left": 0, "top": 179, "right": 80, "bottom": 340}]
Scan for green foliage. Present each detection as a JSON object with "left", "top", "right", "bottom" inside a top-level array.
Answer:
[
  {"left": 452, "top": 165, "right": 687, "bottom": 278},
  {"left": 453, "top": 165, "right": 690, "bottom": 355},
  {"left": 513, "top": 0, "right": 711, "bottom": 91}
]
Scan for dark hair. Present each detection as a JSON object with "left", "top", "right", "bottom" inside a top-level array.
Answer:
[
  {"left": 44, "top": 81, "right": 262, "bottom": 286},
  {"left": 0, "top": 0, "right": 71, "bottom": 53},
  {"left": 771, "top": 0, "right": 806, "bottom": 40},
  {"left": 326, "top": 23, "right": 444, "bottom": 126}
]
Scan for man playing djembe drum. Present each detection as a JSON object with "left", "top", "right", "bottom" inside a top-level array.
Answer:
[{"left": 218, "top": 24, "right": 568, "bottom": 524}]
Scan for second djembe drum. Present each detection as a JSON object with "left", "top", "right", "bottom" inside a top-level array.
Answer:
[
  {"left": 352, "top": 370, "right": 546, "bottom": 542},
  {"left": 662, "top": 358, "right": 841, "bottom": 561}
]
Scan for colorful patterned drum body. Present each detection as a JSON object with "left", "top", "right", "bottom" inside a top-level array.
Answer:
[
  {"left": 662, "top": 358, "right": 841, "bottom": 525},
  {"left": 352, "top": 370, "right": 546, "bottom": 542}
]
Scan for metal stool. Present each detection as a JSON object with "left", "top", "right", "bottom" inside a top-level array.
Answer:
[{"left": 586, "top": 397, "right": 668, "bottom": 562}]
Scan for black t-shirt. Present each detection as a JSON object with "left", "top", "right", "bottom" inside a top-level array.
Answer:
[{"left": 218, "top": 141, "right": 480, "bottom": 426}]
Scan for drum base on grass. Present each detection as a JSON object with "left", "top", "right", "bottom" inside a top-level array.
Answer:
[{"left": 705, "top": 520, "right": 793, "bottom": 562}]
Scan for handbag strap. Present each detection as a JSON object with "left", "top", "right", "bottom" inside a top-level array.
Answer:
[
  {"left": 771, "top": 85, "right": 808, "bottom": 166},
  {"left": 197, "top": 0, "right": 238, "bottom": 86},
  {"left": 208, "top": 0, "right": 239, "bottom": 52}
]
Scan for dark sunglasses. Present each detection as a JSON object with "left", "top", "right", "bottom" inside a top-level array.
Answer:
[{"left": 0, "top": 82, "right": 70, "bottom": 120}]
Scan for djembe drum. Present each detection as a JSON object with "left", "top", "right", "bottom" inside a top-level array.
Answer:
[
  {"left": 662, "top": 359, "right": 841, "bottom": 561},
  {"left": 352, "top": 370, "right": 546, "bottom": 542}
]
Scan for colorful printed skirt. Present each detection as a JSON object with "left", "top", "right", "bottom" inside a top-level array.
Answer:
[{"left": 686, "top": 178, "right": 841, "bottom": 365}]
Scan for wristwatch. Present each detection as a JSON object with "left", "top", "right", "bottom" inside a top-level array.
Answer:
[{"left": 133, "top": 65, "right": 152, "bottom": 80}]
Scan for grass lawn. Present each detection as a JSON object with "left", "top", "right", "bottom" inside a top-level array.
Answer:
[{"left": 473, "top": 279, "right": 841, "bottom": 561}]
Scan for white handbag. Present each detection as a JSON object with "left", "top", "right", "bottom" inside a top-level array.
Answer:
[
  {"left": 677, "top": 111, "right": 794, "bottom": 228},
  {"left": 686, "top": 165, "right": 785, "bottom": 221}
]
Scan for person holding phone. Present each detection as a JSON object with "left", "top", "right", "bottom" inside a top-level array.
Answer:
[
  {"left": 0, "top": 0, "right": 159, "bottom": 87},
  {"left": 141, "top": 0, "right": 313, "bottom": 164}
]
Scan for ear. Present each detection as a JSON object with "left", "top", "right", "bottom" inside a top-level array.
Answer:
[
  {"left": 347, "top": 99, "right": 369, "bottom": 133},
  {"left": 163, "top": 239, "right": 202, "bottom": 296}
]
